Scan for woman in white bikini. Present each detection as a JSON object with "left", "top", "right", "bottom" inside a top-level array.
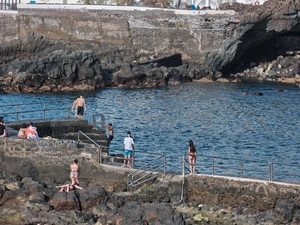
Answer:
[{"left": 70, "top": 158, "right": 80, "bottom": 185}]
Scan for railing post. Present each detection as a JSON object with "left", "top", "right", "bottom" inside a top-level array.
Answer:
[
  {"left": 269, "top": 163, "right": 273, "bottom": 181},
  {"left": 77, "top": 131, "right": 80, "bottom": 146},
  {"left": 240, "top": 160, "right": 243, "bottom": 178},
  {"left": 182, "top": 154, "right": 185, "bottom": 177},
  {"left": 93, "top": 114, "right": 96, "bottom": 129},
  {"left": 132, "top": 149, "right": 135, "bottom": 168},
  {"left": 16, "top": 105, "right": 19, "bottom": 121},
  {"left": 212, "top": 156, "right": 214, "bottom": 175},
  {"left": 43, "top": 103, "right": 46, "bottom": 119},
  {"left": 164, "top": 155, "right": 166, "bottom": 173},
  {"left": 67, "top": 101, "right": 71, "bottom": 119},
  {"left": 99, "top": 146, "right": 102, "bottom": 164},
  {"left": 101, "top": 114, "right": 106, "bottom": 129}
]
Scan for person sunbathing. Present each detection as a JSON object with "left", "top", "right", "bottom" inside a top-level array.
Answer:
[{"left": 55, "top": 182, "right": 83, "bottom": 193}]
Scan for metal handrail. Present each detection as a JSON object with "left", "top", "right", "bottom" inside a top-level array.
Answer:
[
  {"left": 127, "top": 154, "right": 166, "bottom": 191},
  {"left": 92, "top": 113, "right": 106, "bottom": 130},
  {"left": 75, "top": 130, "right": 300, "bottom": 185},
  {"left": 184, "top": 153, "right": 300, "bottom": 184},
  {"left": 1, "top": 101, "right": 72, "bottom": 122},
  {"left": 77, "top": 130, "right": 101, "bottom": 155},
  {"left": 0, "top": 0, "right": 17, "bottom": 10}
]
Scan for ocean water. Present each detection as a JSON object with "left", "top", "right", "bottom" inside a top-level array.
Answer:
[{"left": 1, "top": 81, "right": 300, "bottom": 181}]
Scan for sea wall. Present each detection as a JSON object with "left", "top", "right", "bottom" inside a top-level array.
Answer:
[
  {"left": 186, "top": 175, "right": 300, "bottom": 223},
  {"left": 0, "top": 11, "right": 18, "bottom": 43},
  {"left": 1, "top": 5, "right": 236, "bottom": 64},
  {"left": 7, "top": 118, "right": 95, "bottom": 138}
]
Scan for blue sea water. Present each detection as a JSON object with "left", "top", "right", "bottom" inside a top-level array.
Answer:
[{"left": 1, "top": 81, "right": 300, "bottom": 180}]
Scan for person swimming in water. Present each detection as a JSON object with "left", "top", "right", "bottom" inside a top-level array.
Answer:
[{"left": 70, "top": 158, "right": 80, "bottom": 185}]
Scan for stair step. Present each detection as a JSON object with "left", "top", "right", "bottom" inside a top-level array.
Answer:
[{"left": 63, "top": 132, "right": 107, "bottom": 140}]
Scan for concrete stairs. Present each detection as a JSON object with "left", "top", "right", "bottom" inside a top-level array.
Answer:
[
  {"left": 61, "top": 129, "right": 110, "bottom": 162},
  {"left": 62, "top": 130, "right": 108, "bottom": 147}
]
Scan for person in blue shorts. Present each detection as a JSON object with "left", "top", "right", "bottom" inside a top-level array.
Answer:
[{"left": 123, "top": 131, "right": 134, "bottom": 168}]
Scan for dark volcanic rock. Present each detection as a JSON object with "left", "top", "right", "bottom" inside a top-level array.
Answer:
[
  {"left": 2, "top": 49, "right": 105, "bottom": 93},
  {"left": 0, "top": 33, "right": 187, "bottom": 93},
  {"left": 0, "top": 172, "right": 186, "bottom": 225}
]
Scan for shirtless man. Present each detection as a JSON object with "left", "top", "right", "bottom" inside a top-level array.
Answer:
[
  {"left": 75, "top": 94, "right": 87, "bottom": 119},
  {"left": 105, "top": 123, "right": 114, "bottom": 144},
  {"left": 70, "top": 158, "right": 80, "bottom": 185}
]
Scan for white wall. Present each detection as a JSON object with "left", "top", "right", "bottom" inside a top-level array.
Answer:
[{"left": 20, "top": 0, "right": 268, "bottom": 7}]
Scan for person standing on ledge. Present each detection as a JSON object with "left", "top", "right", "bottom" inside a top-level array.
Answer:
[
  {"left": 105, "top": 123, "right": 114, "bottom": 144},
  {"left": 123, "top": 131, "right": 134, "bottom": 168},
  {"left": 75, "top": 94, "right": 87, "bottom": 119},
  {"left": 188, "top": 140, "right": 197, "bottom": 175}
]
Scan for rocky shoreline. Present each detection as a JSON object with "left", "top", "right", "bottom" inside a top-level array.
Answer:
[
  {"left": 1, "top": 172, "right": 291, "bottom": 225},
  {"left": 0, "top": 31, "right": 299, "bottom": 94}
]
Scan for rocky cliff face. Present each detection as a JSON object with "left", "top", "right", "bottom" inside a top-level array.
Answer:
[
  {"left": 218, "top": 0, "right": 300, "bottom": 77},
  {"left": 0, "top": 0, "right": 299, "bottom": 93}
]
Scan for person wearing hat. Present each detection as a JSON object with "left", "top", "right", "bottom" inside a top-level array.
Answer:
[{"left": 123, "top": 131, "right": 135, "bottom": 168}]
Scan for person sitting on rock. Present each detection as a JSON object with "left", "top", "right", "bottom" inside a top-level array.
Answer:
[
  {"left": 18, "top": 123, "right": 27, "bottom": 139},
  {"left": 25, "top": 122, "right": 39, "bottom": 139},
  {"left": 55, "top": 182, "right": 83, "bottom": 193}
]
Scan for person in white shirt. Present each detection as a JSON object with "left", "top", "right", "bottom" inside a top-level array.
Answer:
[{"left": 123, "top": 131, "right": 134, "bottom": 168}]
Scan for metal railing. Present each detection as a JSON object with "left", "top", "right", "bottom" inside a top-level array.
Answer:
[
  {"left": 0, "top": 0, "right": 18, "bottom": 10},
  {"left": 77, "top": 130, "right": 100, "bottom": 155},
  {"left": 74, "top": 130, "right": 300, "bottom": 186},
  {"left": 127, "top": 152, "right": 166, "bottom": 191},
  {"left": 1, "top": 101, "right": 72, "bottom": 122},
  {"left": 92, "top": 113, "right": 106, "bottom": 130},
  {"left": 185, "top": 154, "right": 300, "bottom": 184},
  {"left": 76, "top": 135, "right": 300, "bottom": 186}
]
